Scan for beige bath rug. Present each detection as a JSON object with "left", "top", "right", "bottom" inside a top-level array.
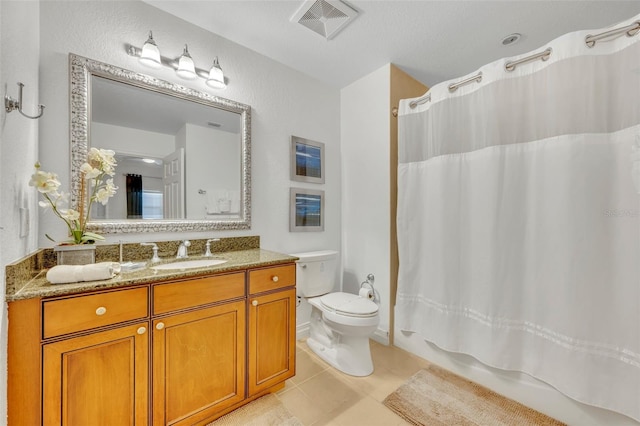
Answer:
[
  {"left": 207, "top": 393, "right": 303, "bottom": 426},
  {"left": 383, "top": 365, "right": 565, "bottom": 426}
]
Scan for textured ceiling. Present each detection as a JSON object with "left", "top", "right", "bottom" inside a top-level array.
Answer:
[{"left": 143, "top": 1, "right": 640, "bottom": 88}]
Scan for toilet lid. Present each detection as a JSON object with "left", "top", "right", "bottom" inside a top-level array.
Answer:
[{"left": 320, "top": 292, "right": 379, "bottom": 317}]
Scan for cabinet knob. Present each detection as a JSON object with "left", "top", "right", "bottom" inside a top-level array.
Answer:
[
  {"left": 252, "top": 300, "right": 258, "bottom": 306},
  {"left": 137, "top": 327, "right": 146, "bottom": 335},
  {"left": 95, "top": 306, "right": 107, "bottom": 316},
  {"left": 156, "top": 322, "right": 165, "bottom": 330},
  {"left": 272, "top": 276, "right": 279, "bottom": 282}
]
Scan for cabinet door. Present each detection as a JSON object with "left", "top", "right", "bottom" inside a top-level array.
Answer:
[
  {"left": 248, "top": 288, "right": 296, "bottom": 396},
  {"left": 42, "top": 322, "right": 149, "bottom": 426},
  {"left": 153, "top": 300, "right": 246, "bottom": 426}
]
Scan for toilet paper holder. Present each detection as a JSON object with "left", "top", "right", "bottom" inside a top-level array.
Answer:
[{"left": 360, "top": 273, "right": 377, "bottom": 302}]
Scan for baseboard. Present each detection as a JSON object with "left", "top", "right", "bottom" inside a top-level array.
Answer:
[
  {"left": 296, "top": 322, "right": 310, "bottom": 341},
  {"left": 371, "top": 327, "right": 389, "bottom": 345}
]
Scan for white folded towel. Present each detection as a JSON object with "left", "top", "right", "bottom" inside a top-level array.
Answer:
[{"left": 46, "top": 262, "right": 121, "bottom": 284}]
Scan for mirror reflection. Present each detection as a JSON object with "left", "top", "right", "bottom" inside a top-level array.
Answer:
[
  {"left": 90, "top": 76, "right": 242, "bottom": 221},
  {"left": 69, "top": 53, "right": 251, "bottom": 233}
]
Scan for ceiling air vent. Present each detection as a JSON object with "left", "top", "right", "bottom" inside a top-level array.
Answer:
[{"left": 291, "top": 0, "right": 358, "bottom": 40}]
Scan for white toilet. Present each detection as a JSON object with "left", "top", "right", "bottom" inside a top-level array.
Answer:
[{"left": 292, "top": 250, "right": 380, "bottom": 377}]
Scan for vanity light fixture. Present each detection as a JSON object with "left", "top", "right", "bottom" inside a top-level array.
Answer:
[
  {"left": 206, "top": 57, "right": 226, "bottom": 89},
  {"left": 176, "top": 45, "right": 197, "bottom": 80},
  {"left": 127, "top": 31, "right": 227, "bottom": 89},
  {"left": 139, "top": 31, "right": 162, "bottom": 68}
]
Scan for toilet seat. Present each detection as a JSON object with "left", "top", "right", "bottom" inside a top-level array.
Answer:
[{"left": 319, "top": 292, "right": 379, "bottom": 318}]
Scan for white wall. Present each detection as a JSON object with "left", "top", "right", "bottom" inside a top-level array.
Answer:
[
  {"left": 0, "top": 1, "right": 41, "bottom": 421},
  {"left": 340, "top": 65, "right": 391, "bottom": 343},
  {"left": 37, "top": 0, "right": 341, "bottom": 257}
]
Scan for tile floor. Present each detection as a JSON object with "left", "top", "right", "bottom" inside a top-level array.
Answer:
[{"left": 276, "top": 339, "right": 431, "bottom": 426}]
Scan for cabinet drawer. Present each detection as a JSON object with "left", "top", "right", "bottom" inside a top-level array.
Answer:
[
  {"left": 153, "top": 272, "right": 245, "bottom": 315},
  {"left": 249, "top": 264, "right": 295, "bottom": 295},
  {"left": 43, "top": 287, "right": 149, "bottom": 339}
]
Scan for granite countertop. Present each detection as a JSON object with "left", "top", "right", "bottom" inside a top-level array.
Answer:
[{"left": 6, "top": 248, "right": 298, "bottom": 302}]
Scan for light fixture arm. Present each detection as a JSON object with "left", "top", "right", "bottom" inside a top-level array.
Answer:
[{"left": 4, "top": 82, "right": 45, "bottom": 119}]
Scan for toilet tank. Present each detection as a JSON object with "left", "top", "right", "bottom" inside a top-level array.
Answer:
[{"left": 290, "top": 250, "right": 338, "bottom": 297}]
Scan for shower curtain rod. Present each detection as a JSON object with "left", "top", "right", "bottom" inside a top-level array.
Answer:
[
  {"left": 585, "top": 20, "right": 639, "bottom": 47},
  {"left": 407, "top": 19, "right": 639, "bottom": 110}
]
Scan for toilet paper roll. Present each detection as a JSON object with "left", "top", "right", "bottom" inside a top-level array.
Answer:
[{"left": 359, "top": 288, "right": 374, "bottom": 300}]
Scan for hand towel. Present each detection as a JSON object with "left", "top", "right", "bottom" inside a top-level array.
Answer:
[{"left": 46, "top": 262, "right": 121, "bottom": 284}]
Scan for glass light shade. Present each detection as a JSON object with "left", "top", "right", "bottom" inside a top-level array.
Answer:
[
  {"left": 176, "top": 45, "right": 197, "bottom": 80},
  {"left": 139, "top": 31, "right": 161, "bottom": 68},
  {"left": 206, "top": 57, "right": 226, "bottom": 89}
]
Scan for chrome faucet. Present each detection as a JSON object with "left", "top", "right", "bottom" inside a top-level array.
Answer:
[
  {"left": 140, "top": 242, "right": 161, "bottom": 263},
  {"left": 176, "top": 240, "right": 191, "bottom": 259}
]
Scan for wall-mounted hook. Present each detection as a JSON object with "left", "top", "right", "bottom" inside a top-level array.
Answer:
[{"left": 5, "top": 82, "right": 45, "bottom": 119}]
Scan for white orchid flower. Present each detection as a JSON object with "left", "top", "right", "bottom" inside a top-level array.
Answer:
[
  {"left": 32, "top": 149, "right": 118, "bottom": 245},
  {"left": 87, "top": 148, "right": 117, "bottom": 176},
  {"left": 60, "top": 209, "right": 80, "bottom": 221},
  {"left": 95, "top": 179, "right": 118, "bottom": 205},
  {"left": 29, "top": 169, "right": 61, "bottom": 194},
  {"left": 80, "top": 162, "right": 101, "bottom": 179}
]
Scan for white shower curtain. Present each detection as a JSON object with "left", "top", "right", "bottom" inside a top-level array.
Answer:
[{"left": 396, "top": 14, "right": 640, "bottom": 421}]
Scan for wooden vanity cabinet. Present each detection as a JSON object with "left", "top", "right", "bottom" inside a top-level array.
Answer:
[
  {"left": 248, "top": 265, "right": 297, "bottom": 396},
  {"left": 152, "top": 273, "right": 246, "bottom": 426},
  {"left": 7, "top": 262, "right": 297, "bottom": 426},
  {"left": 41, "top": 287, "right": 150, "bottom": 426}
]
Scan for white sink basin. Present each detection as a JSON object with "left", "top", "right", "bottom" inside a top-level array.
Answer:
[{"left": 151, "top": 258, "right": 227, "bottom": 271}]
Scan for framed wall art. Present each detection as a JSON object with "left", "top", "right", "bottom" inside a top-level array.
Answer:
[
  {"left": 290, "top": 187, "right": 324, "bottom": 232},
  {"left": 290, "top": 136, "right": 325, "bottom": 184}
]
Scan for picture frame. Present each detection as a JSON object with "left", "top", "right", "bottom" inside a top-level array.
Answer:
[
  {"left": 290, "top": 187, "right": 324, "bottom": 232},
  {"left": 290, "top": 136, "right": 325, "bottom": 184}
]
